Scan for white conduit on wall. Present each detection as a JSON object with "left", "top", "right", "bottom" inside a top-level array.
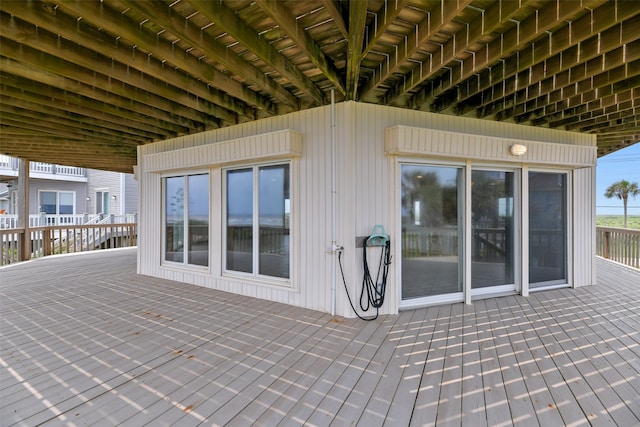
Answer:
[{"left": 330, "top": 89, "right": 337, "bottom": 317}]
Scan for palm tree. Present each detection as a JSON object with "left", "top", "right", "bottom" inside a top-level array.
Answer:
[{"left": 604, "top": 180, "right": 640, "bottom": 228}]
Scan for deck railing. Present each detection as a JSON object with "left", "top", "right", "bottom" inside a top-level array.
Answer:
[
  {"left": 596, "top": 226, "right": 640, "bottom": 269},
  {"left": 0, "top": 155, "right": 86, "bottom": 178},
  {"left": 0, "top": 223, "right": 137, "bottom": 266},
  {"left": 0, "top": 213, "right": 137, "bottom": 229}
]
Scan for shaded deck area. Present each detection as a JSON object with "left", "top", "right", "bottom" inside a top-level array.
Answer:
[{"left": 1, "top": 248, "right": 639, "bottom": 426}]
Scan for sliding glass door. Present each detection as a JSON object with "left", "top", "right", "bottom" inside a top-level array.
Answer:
[
  {"left": 401, "top": 165, "right": 463, "bottom": 302},
  {"left": 529, "top": 172, "right": 568, "bottom": 288},
  {"left": 400, "top": 164, "right": 570, "bottom": 305},
  {"left": 471, "top": 170, "right": 515, "bottom": 293}
]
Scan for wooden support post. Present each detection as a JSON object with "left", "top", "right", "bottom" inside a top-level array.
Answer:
[
  {"left": 43, "top": 229, "right": 52, "bottom": 256},
  {"left": 604, "top": 231, "right": 610, "bottom": 259},
  {"left": 17, "top": 159, "right": 30, "bottom": 262}
]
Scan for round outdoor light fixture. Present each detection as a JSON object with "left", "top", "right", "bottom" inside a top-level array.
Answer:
[{"left": 510, "top": 144, "right": 527, "bottom": 156}]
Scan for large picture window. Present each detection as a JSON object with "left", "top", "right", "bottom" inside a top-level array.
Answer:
[
  {"left": 39, "top": 191, "right": 75, "bottom": 215},
  {"left": 164, "top": 173, "right": 209, "bottom": 267},
  {"left": 225, "top": 163, "right": 290, "bottom": 280}
]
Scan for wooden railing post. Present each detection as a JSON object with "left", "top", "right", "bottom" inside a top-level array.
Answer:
[
  {"left": 603, "top": 231, "right": 610, "bottom": 259},
  {"left": 17, "top": 159, "right": 30, "bottom": 261},
  {"left": 43, "top": 227, "right": 52, "bottom": 256}
]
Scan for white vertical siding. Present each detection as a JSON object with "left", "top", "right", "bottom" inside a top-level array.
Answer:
[
  {"left": 138, "top": 101, "right": 596, "bottom": 317},
  {"left": 123, "top": 174, "right": 138, "bottom": 214},
  {"left": 573, "top": 166, "right": 597, "bottom": 286},
  {"left": 86, "top": 169, "right": 137, "bottom": 215}
]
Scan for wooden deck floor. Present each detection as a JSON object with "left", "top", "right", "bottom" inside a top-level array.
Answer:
[{"left": 1, "top": 248, "right": 639, "bottom": 426}]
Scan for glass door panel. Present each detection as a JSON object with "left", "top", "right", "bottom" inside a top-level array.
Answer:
[
  {"left": 226, "top": 168, "right": 253, "bottom": 273},
  {"left": 529, "top": 172, "right": 567, "bottom": 288},
  {"left": 258, "top": 164, "right": 290, "bottom": 278},
  {"left": 165, "top": 177, "right": 184, "bottom": 263},
  {"left": 401, "top": 165, "right": 462, "bottom": 300},
  {"left": 471, "top": 170, "right": 515, "bottom": 291}
]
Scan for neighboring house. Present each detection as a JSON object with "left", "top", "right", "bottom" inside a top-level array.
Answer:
[
  {"left": 0, "top": 155, "right": 137, "bottom": 221},
  {"left": 86, "top": 169, "right": 137, "bottom": 216},
  {"left": 137, "top": 102, "right": 597, "bottom": 319}
]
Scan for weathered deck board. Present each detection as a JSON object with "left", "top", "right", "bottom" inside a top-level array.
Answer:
[{"left": 1, "top": 249, "right": 639, "bottom": 426}]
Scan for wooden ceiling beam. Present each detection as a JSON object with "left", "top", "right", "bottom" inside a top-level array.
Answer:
[
  {"left": 581, "top": 117, "right": 639, "bottom": 134},
  {"left": 0, "top": 128, "right": 61, "bottom": 138},
  {"left": 513, "top": 74, "right": 640, "bottom": 125},
  {"left": 0, "top": 135, "right": 139, "bottom": 151},
  {"left": 382, "top": 0, "right": 534, "bottom": 105},
  {"left": 255, "top": 0, "right": 345, "bottom": 96},
  {"left": 320, "top": 0, "right": 347, "bottom": 39},
  {"left": 345, "top": 0, "right": 367, "bottom": 100},
  {"left": 596, "top": 134, "right": 640, "bottom": 147},
  {"left": 0, "top": 76, "right": 190, "bottom": 137},
  {"left": 529, "top": 74, "right": 640, "bottom": 123},
  {"left": 0, "top": 114, "right": 142, "bottom": 146},
  {"left": 462, "top": 13, "right": 640, "bottom": 118},
  {"left": 359, "top": 0, "right": 474, "bottom": 101},
  {"left": 0, "top": 54, "right": 217, "bottom": 132},
  {"left": 0, "top": 24, "right": 235, "bottom": 128},
  {"left": 486, "top": 54, "right": 640, "bottom": 123},
  {"left": 410, "top": 0, "right": 609, "bottom": 111},
  {"left": 556, "top": 105, "right": 640, "bottom": 131},
  {"left": 50, "top": 0, "right": 266, "bottom": 119},
  {"left": 0, "top": 93, "right": 160, "bottom": 143},
  {"left": 598, "top": 142, "right": 638, "bottom": 157},
  {"left": 530, "top": 87, "right": 640, "bottom": 126},
  {"left": 447, "top": 2, "right": 639, "bottom": 115},
  {"left": 0, "top": 93, "right": 166, "bottom": 141},
  {"left": 0, "top": 2, "right": 254, "bottom": 123},
  {"left": 0, "top": 138, "right": 137, "bottom": 154},
  {"left": 119, "top": 0, "right": 297, "bottom": 111},
  {"left": 186, "top": 0, "right": 326, "bottom": 105},
  {"left": 361, "top": 0, "right": 409, "bottom": 58},
  {"left": 0, "top": 139, "right": 136, "bottom": 173},
  {"left": 0, "top": 100, "right": 154, "bottom": 143}
]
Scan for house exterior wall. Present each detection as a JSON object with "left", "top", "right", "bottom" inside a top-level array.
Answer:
[
  {"left": 28, "top": 179, "right": 88, "bottom": 215},
  {"left": 123, "top": 173, "right": 138, "bottom": 215},
  {"left": 87, "top": 169, "right": 138, "bottom": 215},
  {"left": 137, "top": 101, "right": 597, "bottom": 318}
]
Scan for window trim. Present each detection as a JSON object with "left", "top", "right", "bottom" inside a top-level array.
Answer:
[
  {"left": 95, "top": 188, "right": 110, "bottom": 215},
  {"left": 524, "top": 167, "right": 572, "bottom": 293},
  {"left": 161, "top": 170, "right": 211, "bottom": 271},
  {"left": 222, "top": 160, "right": 293, "bottom": 288},
  {"left": 38, "top": 190, "right": 76, "bottom": 215}
]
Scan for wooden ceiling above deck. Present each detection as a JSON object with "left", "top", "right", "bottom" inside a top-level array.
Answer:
[{"left": 1, "top": 0, "right": 638, "bottom": 173}]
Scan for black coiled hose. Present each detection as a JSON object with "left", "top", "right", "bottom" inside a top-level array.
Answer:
[{"left": 338, "top": 236, "right": 392, "bottom": 321}]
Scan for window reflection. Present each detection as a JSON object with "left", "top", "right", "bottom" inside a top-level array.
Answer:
[
  {"left": 188, "top": 174, "right": 209, "bottom": 266},
  {"left": 259, "top": 164, "right": 290, "bottom": 278},
  {"left": 471, "top": 170, "right": 515, "bottom": 288},
  {"left": 165, "top": 176, "right": 184, "bottom": 263},
  {"left": 529, "top": 172, "right": 567, "bottom": 287},
  {"left": 164, "top": 174, "right": 209, "bottom": 266},
  {"left": 226, "top": 169, "right": 253, "bottom": 273},
  {"left": 401, "top": 165, "right": 462, "bottom": 299},
  {"left": 226, "top": 164, "right": 290, "bottom": 279}
]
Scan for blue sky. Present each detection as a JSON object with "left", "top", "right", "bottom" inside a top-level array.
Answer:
[{"left": 596, "top": 142, "right": 640, "bottom": 216}]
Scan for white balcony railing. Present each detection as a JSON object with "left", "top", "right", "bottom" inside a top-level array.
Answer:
[
  {"left": 0, "top": 213, "right": 137, "bottom": 229},
  {"left": 0, "top": 155, "right": 86, "bottom": 178}
]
